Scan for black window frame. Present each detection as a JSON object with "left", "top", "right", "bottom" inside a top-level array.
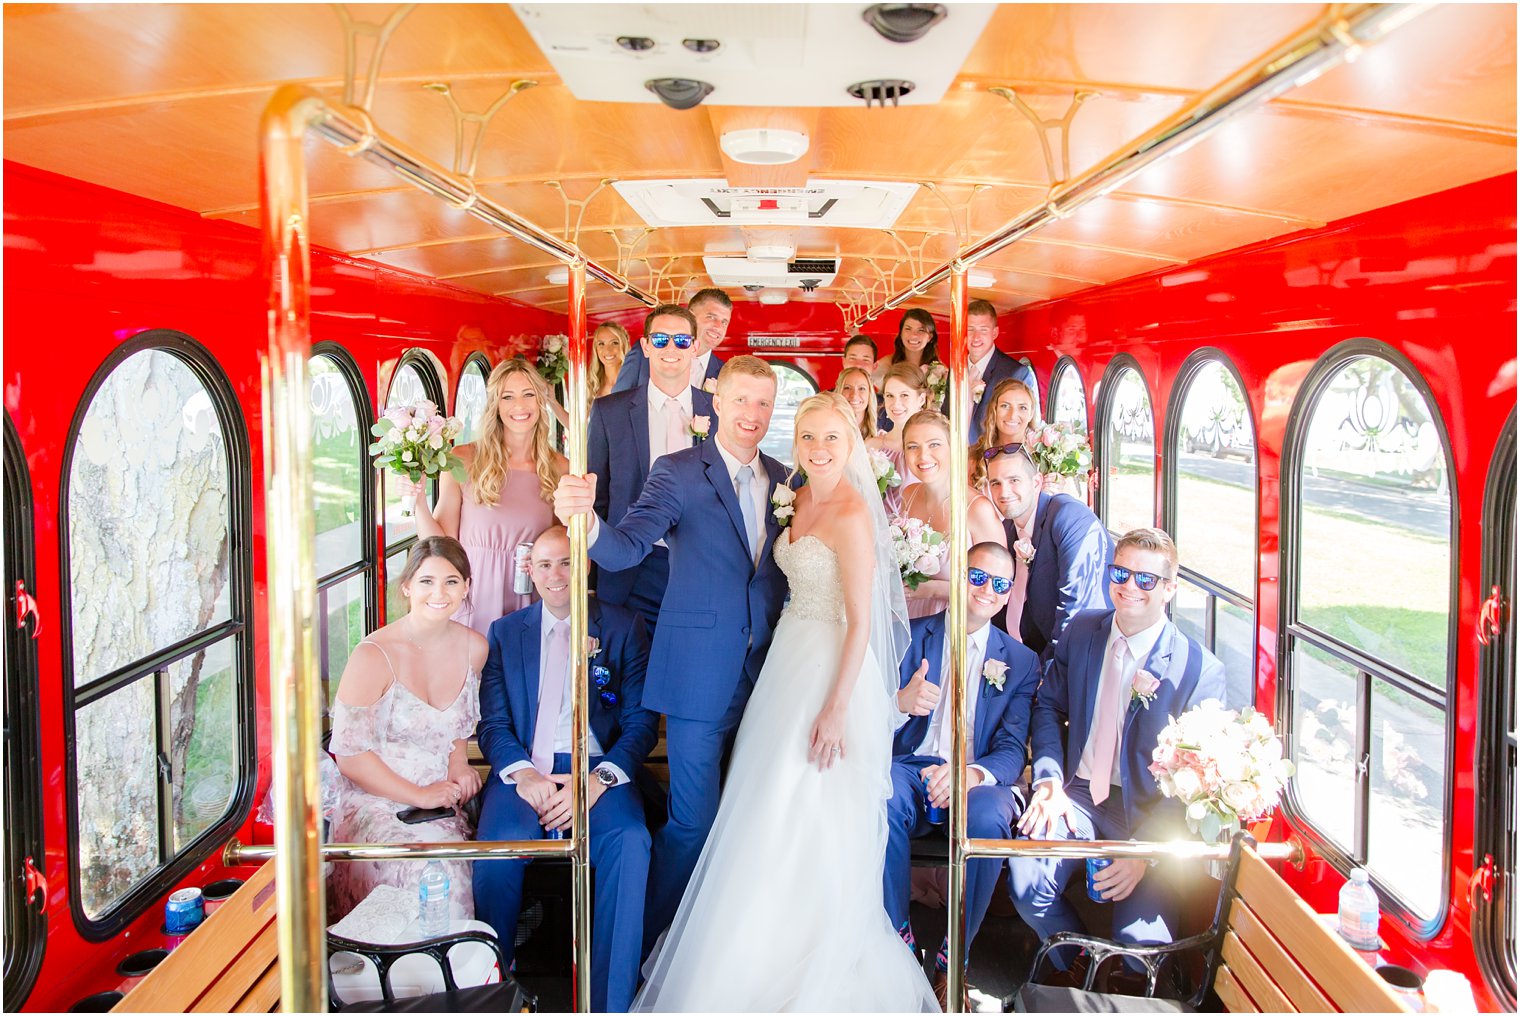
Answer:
[
  {"left": 4, "top": 412, "right": 46, "bottom": 1004},
  {"left": 1048, "top": 355, "right": 1090, "bottom": 432},
  {"left": 1278, "top": 338, "right": 1457, "bottom": 939},
  {"left": 381, "top": 350, "right": 447, "bottom": 622},
  {"left": 1475, "top": 409, "right": 1516, "bottom": 1007},
  {"left": 59, "top": 332, "right": 256, "bottom": 940},
  {"left": 1095, "top": 353, "right": 1157, "bottom": 534},
  {"left": 753, "top": 358, "right": 820, "bottom": 470},
  {"left": 1162, "top": 349, "right": 1259, "bottom": 705}
]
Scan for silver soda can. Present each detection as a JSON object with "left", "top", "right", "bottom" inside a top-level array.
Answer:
[{"left": 513, "top": 542, "right": 534, "bottom": 595}]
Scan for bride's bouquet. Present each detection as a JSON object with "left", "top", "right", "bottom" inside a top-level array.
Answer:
[
  {"left": 1148, "top": 701, "right": 1294, "bottom": 845},
  {"left": 369, "top": 400, "right": 468, "bottom": 516},
  {"left": 888, "top": 515, "right": 947, "bottom": 591},
  {"left": 868, "top": 448, "right": 902, "bottom": 496}
]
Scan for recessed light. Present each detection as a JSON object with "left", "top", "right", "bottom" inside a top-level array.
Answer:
[
  {"left": 546, "top": 267, "right": 569, "bottom": 285},
  {"left": 720, "top": 128, "right": 810, "bottom": 166}
]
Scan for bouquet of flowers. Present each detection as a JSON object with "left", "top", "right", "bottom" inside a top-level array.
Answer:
[
  {"left": 923, "top": 362, "right": 949, "bottom": 407},
  {"left": 536, "top": 334, "right": 569, "bottom": 386},
  {"left": 888, "top": 515, "right": 947, "bottom": 591},
  {"left": 1025, "top": 420, "right": 1093, "bottom": 478},
  {"left": 868, "top": 447, "right": 902, "bottom": 496},
  {"left": 369, "top": 400, "right": 467, "bottom": 516},
  {"left": 1148, "top": 701, "right": 1295, "bottom": 845}
]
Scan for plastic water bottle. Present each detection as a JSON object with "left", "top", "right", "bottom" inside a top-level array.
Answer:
[
  {"left": 1337, "top": 867, "right": 1380, "bottom": 952},
  {"left": 418, "top": 861, "right": 450, "bottom": 937}
]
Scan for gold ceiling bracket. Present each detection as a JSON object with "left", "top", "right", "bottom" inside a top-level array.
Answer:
[
  {"left": 919, "top": 181, "right": 993, "bottom": 248},
  {"left": 988, "top": 85, "right": 1097, "bottom": 192},
  {"left": 546, "top": 178, "right": 616, "bottom": 247},
  {"left": 332, "top": 4, "right": 417, "bottom": 113},
  {"left": 423, "top": 79, "right": 539, "bottom": 180},
  {"left": 606, "top": 227, "right": 656, "bottom": 279}
]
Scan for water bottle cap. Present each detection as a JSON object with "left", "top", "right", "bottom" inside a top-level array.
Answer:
[{"left": 1349, "top": 867, "right": 1370, "bottom": 884}]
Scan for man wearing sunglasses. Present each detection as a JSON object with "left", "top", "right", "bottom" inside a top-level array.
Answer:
[
  {"left": 612, "top": 288, "right": 731, "bottom": 394},
  {"left": 885, "top": 542, "right": 1042, "bottom": 1009},
  {"left": 1008, "top": 527, "right": 1225, "bottom": 986},
  {"left": 983, "top": 443, "right": 1112, "bottom": 659},
  {"left": 588, "top": 303, "right": 716, "bottom": 629}
]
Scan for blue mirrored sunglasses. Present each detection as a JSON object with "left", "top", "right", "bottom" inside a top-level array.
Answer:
[
  {"left": 1107, "top": 564, "right": 1169, "bottom": 591},
  {"left": 967, "top": 566, "right": 1012, "bottom": 595},
  {"left": 648, "top": 332, "right": 695, "bottom": 349}
]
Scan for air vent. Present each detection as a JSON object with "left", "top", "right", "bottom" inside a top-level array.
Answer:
[
  {"left": 788, "top": 258, "right": 839, "bottom": 274},
  {"left": 847, "top": 79, "right": 916, "bottom": 108}
]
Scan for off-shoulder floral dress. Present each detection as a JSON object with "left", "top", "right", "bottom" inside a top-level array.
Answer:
[{"left": 327, "top": 639, "right": 481, "bottom": 922}]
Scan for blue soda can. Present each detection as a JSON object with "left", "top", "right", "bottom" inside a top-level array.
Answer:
[
  {"left": 165, "top": 887, "right": 205, "bottom": 935},
  {"left": 924, "top": 771, "right": 946, "bottom": 825},
  {"left": 1086, "top": 857, "right": 1112, "bottom": 902},
  {"left": 545, "top": 826, "right": 566, "bottom": 840}
]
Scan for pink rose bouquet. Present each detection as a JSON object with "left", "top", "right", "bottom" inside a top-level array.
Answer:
[
  {"left": 370, "top": 400, "right": 467, "bottom": 516},
  {"left": 888, "top": 515, "right": 947, "bottom": 591},
  {"left": 536, "top": 333, "right": 569, "bottom": 385},
  {"left": 1148, "top": 701, "right": 1295, "bottom": 845},
  {"left": 1024, "top": 418, "right": 1092, "bottom": 479}
]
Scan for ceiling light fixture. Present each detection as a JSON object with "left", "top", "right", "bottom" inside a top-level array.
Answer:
[
  {"left": 545, "top": 267, "right": 570, "bottom": 285},
  {"left": 968, "top": 269, "right": 996, "bottom": 288},
  {"left": 757, "top": 289, "right": 790, "bottom": 305},
  {"left": 720, "top": 128, "right": 810, "bottom": 166}
]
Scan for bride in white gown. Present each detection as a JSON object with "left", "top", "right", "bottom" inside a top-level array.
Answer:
[{"left": 633, "top": 393, "right": 939, "bottom": 1013}]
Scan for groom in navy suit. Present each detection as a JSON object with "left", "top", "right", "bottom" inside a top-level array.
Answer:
[
  {"left": 1008, "top": 527, "right": 1226, "bottom": 971},
  {"left": 984, "top": 444, "right": 1113, "bottom": 658},
  {"left": 472, "top": 526, "right": 658, "bottom": 1013},
  {"left": 965, "top": 300, "right": 1039, "bottom": 443},
  {"left": 554, "top": 355, "right": 789, "bottom": 952},
  {"left": 886, "top": 542, "right": 1041, "bottom": 1006},
  {"left": 589, "top": 303, "right": 716, "bottom": 630},
  {"left": 611, "top": 288, "right": 730, "bottom": 394}
]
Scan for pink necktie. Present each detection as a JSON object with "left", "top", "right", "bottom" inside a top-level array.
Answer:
[
  {"left": 533, "top": 620, "right": 569, "bottom": 774},
  {"left": 1088, "top": 636, "right": 1130, "bottom": 805},
  {"left": 663, "top": 396, "right": 687, "bottom": 458},
  {"left": 1006, "top": 537, "right": 1031, "bottom": 641}
]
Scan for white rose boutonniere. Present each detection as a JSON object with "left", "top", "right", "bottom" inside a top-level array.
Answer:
[
  {"left": 972, "top": 380, "right": 987, "bottom": 403},
  {"left": 771, "top": 483, "right": 796, "bottom": 527},
  {"left": 1013, "top": 539, "right": 1036, "bottom": 566},
  {"left": 702, "top": 378, "right": 718, "bottom": 394},
  {"left": 587, "top": 635, "right": 601, "bottom": 659},
  {"left": 982, "top": 659, "right": 1009, "bottom": 691},
  {"left": 688, "top": 415, "right": 711, "bottom": 441}
]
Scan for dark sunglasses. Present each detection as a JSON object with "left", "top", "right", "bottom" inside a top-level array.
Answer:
[
  {"left": 648, "top": 332, "right": 695, "bottom": 350},
  {"left": 1108, "top": 564, "right": 1171, "bottom": 591},
  {"left": 982, "top": 442, "right": 1033, "bottom": 464},
  {"left": 968, "top": 567, "right": 1013, "bottom": 595}
]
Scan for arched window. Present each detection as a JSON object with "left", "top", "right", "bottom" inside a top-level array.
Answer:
[
  {"left": 383, "top": 351, "right": 446, "bottom": 621},
  {"left": 1050, "top": 357, "right": 1088, "bottom": 431},
  {"left": 1283, "top": 344, "right": 1454, "bottom": 931},
  {"left": 4, "top": 414, "right": 45, "bottom": 1002},
  {"left": 310, "top": 345, "right": 376, "bottom": 714},
  {"left": 1166, "top": 354, "right": 1257, "bottom": 708},
  {"left": 756, "top": 360, "right": 819, "bottom": 469},
  {"left": 455, "top": 354, "right": 492, "bottom": 445},
  {"left": 62, "top": 335, "right": 253, "bottom": 933},
  {"left": 1098, "top": 359, "right": 1156, "bottom": 535}
]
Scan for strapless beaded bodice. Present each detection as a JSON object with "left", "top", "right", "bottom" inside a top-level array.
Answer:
[{"left": 775, "top": 532, "right": 846, "bottom": 623}]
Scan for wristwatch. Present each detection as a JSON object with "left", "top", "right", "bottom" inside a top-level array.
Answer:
[{"left": 593, "top": 766, "right": 618, "bottom": 788}]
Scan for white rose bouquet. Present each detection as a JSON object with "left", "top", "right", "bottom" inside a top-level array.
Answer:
[
  {"left": 923, "top": 362, "right": 949, "bottom": 407},
  {"left": 536, "top": 333, "right": 569, "bottom": 386},
  {"left": 888, "top": 515, "right": 947, "bottom": 591},
  {"left": 1148, "top": 701, "right": 1295, "bottom": 845},
  {"left": 369, "top": 400, "right": 467, "bottom": 516},
  {"left": 868, "top": 447, "right": 902, "bottom": 496}
]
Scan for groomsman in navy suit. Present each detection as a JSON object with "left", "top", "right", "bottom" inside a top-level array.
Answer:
[
  {"left": 1008, "top": 527, "right": 1226, "bottom": 972},
  {"left": 589, "top": 302, "right": 717, "bottom": 629},
  {"left": 611, "top": 288, "right": 730, "bottom": 394},
  {"left": 886, "top": 542, "right": 1041, "bottom": 1007},
  {"left": 984, "top": 444, "right": 1113, "bottom": 658},
  {"left": 473, "top": 526, "right": 658, "bottom": 1013},
  {"left": 554, "top": 355, "right": 789, "bottom": 952},
  {"left": 965, "top": 299, "right": 1039, "bottom": 443}
]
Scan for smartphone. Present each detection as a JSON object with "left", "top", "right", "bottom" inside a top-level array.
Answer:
[{"left": 396, "top": 805, "right": 453, "bottom": 825}]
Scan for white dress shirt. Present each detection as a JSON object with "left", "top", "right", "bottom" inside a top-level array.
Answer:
[
  {"left": 1073, "top": 615, "right": 1167, "bottom": 788},
  {"left": 896, "top": 623, "right": 997, "bottom": 786},
  {"left": 689, "top": 351, "right": 713, "bottom": 389},
  {"left": 970, "top": 349, "right": 995, "bottom": 383},
  {"left": 645, "top": 384, "right": 694, "bottom": 468},
  {"left": 500, "top": 609, "right": 628, "bottom": 786},
  {"left": 713, "top": 436, "right": 768, "bottom": 560}
]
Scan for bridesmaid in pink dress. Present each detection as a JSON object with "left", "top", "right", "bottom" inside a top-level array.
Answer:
[
  {"left": 866, "top": 363, "right": 929, "bottom": 518},
  {"left": 410, "top": 359, "right": 566, "bottom": 635},
  {"left": 898, "top": 409, "right": 1008, "bottom": 619}
]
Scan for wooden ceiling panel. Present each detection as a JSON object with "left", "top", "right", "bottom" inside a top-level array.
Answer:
[{"left": 1037, "top": 192, "right": 1295, "bottom": 265}]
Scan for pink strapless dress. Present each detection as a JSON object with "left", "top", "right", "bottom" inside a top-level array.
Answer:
[{"left": 454, "top": 468, "right": 554, "bottom": 635}]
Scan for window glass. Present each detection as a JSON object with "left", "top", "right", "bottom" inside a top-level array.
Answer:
[
  {"left": 1217, "top": 599, "right": 1256, "bottom": 708},
  {"left": 76, "top": 679, "right": 158, "bottom": 918},
  {"left": 385, "top": 548, "right": 411, "bottom": 624},
  {"left": 1175, "top": 361, "right": 1255, "bottom": 595},
  {"left": 311, "top": 354, "right": 365, "bottom": 578},
  {"left": 1101, "top": 366, "right": 1155, "bottom": 534},
  {"left": 383, "top": 362, "right": 432, "bottom": 546},
  {"left": 321, "top": 573, "right": 369, "bottom": 711},
  {"left": 68, "top": 350, "right": 230, "bottom": 683},
  {"left": 1290, "top": 643, "right": 1359, "bottom": 851},
  {"left": 756, "top": 362, "right": 819, "bottom": 469},
  {"left": 1051, "top": 362, "right": 1087, "bottom": 431},
  {"left": 1367, "top": 682, "right": 1446, "bottom": 920},
  {"left": 1299, "top": 357, "right": 1450, "bottom": 686},
  {"left": 170, "top": 640, "right": 237, "bottom": 849},
  {"left": 456, "top": 359, "right": 491, "bottom": 445}
]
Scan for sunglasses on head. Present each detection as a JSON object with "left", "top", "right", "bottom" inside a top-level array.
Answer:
[
  {"left": 983, "top": 442, "right": 1033, "bottom": 464},
  {"left": 1107, "top": 564, "right": 1171, "bottom": 591},
  {"left": 648, "top": 332, "right": 695, "bottom": 350},
  {"left": 967, "top": 567, "right": 1012, "bottom": 595}
]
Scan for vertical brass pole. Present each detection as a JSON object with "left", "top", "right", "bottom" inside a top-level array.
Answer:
[
  {"left": 563, "top": 262, "right": 592, "bottom": 1013},
  {"left": 945, "top": 266, "right": 971, "bottom": 1013},
  {"left": 260, "top": 84, "right": 328, "bottom": 1013}
]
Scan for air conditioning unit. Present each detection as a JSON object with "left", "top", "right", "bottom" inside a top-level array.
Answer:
[{"left": 704, "top": 256, "right": 838, "bottom": 290}]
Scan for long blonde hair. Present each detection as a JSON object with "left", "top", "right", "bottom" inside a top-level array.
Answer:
[
  {"left": 589, "top": 322, "right": 629, "bottom": 394},
  {"left": 789, "top": 391, "right": 862, "bottom": 478},
  {"left": 834, "top": 366, "right": 878, "bottom": 440},
  {"left": 970, "top": 378, "right": 1036, "bottom": 486},
  {"left": 469, "top": 358, "right": 562, "bottom": 505}
]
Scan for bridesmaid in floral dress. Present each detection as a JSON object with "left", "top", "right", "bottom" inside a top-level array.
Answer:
[
  {"left": 328, "top": 537, "right": 489, "bottom": 921},
  {"left": 411, "top": 358, "right": 566, "bottom": 635}
]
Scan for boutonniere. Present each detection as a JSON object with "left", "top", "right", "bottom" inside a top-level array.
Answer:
[
  {"left": 688, "top": 414, "right": 711, "bottom": 441},
  {"left": 702, "top": 378, "right": 718, "bottom": 394},
  {"left": 771, "top": 483, "right": 796, "bottom": 527},
  {"left": 586, "top": 635, "right": 601, "bottom": 659},
  {"left": 972, "top": 380, "right": 987, "bottom": 402},
  {"left": 1013, "top": 539, "right": 1035, "bottom": 566},
  {"left": 1130, "top": 669, "right": 1160, "bottom": 710},
  {"left": 982, "top": 659, "right": 1008, "bottom": 691},
  {"left": 592, "top": 664, "right": 618, "bottom": 709}
]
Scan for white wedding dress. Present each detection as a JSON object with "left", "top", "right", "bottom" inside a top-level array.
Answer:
[{"left": 632, "top": 529, "right": 940, "bottom": 1013}]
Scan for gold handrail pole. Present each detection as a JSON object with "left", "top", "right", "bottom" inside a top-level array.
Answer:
[
  {"left": 259, "top": 83, "right": 328, "bottom": 1014},
  {"left": 564, "top": 262, "right": 593, "bottom": 1013},
  {"left": 945, "top": 265, "right": 971, "bottom": 1013}
]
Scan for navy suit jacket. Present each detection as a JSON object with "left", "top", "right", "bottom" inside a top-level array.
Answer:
[
  {"left": 476, "top": 599, "right": 658, "bottom": 782},
  {"left": 589, "top": 437, "right": 789, "bottom": 722},
  {"left": 1030, "top": 610, "right": 1226, "bottom": 840},
  {"left": 1002, "top": 491, "right": 1114, "bottom": 658},
  {"left": 588, "top": 383, "right": 716, "bottom": 605},
  {"left": 968, "top": 350, "right": 1040, "bottom": 444},
  {"left": 892, "top": 612, "right": 1041, "bottom": 787},
  {"left": 611, "top": 346, "right": 725, "bottom": 394}
]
